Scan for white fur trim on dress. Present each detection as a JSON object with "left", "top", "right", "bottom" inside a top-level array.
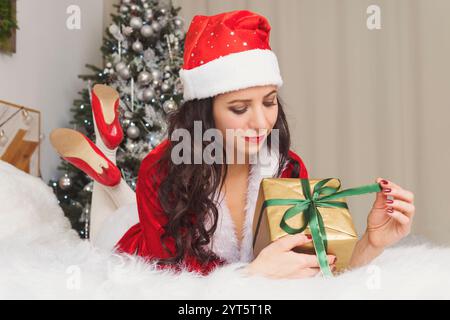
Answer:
[
  {"left": 179, "top": 49, "right": 283, "bottom": 101},
  {"left": 204, "top": 142, "right": 288, "bottom": 263}
]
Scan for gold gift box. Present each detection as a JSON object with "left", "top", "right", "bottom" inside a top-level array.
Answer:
[{"left": 252, "top": 178, "right": 358, "bottom": 272}]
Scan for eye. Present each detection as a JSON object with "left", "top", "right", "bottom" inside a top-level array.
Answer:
[
  {"left": 230, "top": 106, "right": 248, "bottom": 115},
  {"left": 264, "top": 98, "right": 277, "bottom": 107}
]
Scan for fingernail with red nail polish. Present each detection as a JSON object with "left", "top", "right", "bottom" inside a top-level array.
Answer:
[
  {"left": 381, "top": 179, "right": 389, "bottom": 185},
  {"left": 383, "top": 188, "right": 392, "bottom": 194},
  {"left": 386, "top": 199, "right": 394, "bottom": 204},
  {"left": 305, "top": 234, "right": 312, "bottom": 239}
]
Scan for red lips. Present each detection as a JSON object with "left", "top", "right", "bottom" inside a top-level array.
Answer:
[{"left": 244, "top": 135, "right": 265, "bottom": 143}]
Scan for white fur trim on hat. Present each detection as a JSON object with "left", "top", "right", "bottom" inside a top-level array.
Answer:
[{"left": 179, "top": 49, "right": 283, "bottom": 101}]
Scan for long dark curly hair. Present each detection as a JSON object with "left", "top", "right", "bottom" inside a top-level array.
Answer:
[{"left": 154, "top": 95, "right": 292, "bottom": 267}]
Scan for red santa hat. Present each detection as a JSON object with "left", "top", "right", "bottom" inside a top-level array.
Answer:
[{"left": 179, "top": 10, "right": 283, "bottom": 101}]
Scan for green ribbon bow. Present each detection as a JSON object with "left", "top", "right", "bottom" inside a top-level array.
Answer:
[{"left": 253, "top": 178, "right": 382, "bottom": 277}]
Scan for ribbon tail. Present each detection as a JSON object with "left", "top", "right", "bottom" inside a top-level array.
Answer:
[{"left": 308, "top": 205, "right": 333, "bottom": 277}]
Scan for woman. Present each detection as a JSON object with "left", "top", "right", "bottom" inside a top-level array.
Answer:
[{"left": 50, "top": 10, "right": 415, "bottom": 279}]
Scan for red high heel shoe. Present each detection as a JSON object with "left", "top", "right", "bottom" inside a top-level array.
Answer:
[
  {"left": 91, "top": 84, "right": 124, "bottom": 149},
  {"left": 50, "top": 128, "right": 121, "bottom": 186}
]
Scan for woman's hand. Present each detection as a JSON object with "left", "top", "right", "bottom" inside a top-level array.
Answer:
[
  {"left": 349, "top": 177, "right": 415, "bottom": 269},
  {"left": 242, "top": 233, "right": 336, "bottom": 279},
  {"left": 366, "top": 177, "right": 415, "bottom": 248}
]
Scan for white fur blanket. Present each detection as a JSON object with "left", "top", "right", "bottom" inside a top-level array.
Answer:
[{"left": 1, "top": 160, "right": 449, "bottom": 299}]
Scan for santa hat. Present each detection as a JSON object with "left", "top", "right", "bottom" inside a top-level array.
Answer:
[{"left": 179, "top": 10, "right": 283, "bottom": 101}]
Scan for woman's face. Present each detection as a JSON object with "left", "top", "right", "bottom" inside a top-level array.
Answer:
[{"left": 212, "top": 85, "right": 279, "bottom": 162}]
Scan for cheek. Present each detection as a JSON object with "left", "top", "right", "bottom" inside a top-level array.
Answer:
[
  {"left": 267, "top": 104, "right": 279, "bottom": 129},
  {"left": 214, "top": 110, "right": 248, "bottom": 133}
]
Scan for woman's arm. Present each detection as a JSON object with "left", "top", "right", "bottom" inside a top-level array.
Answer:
[{"left": 348, "top": 232, "right": 384, "bottom": 269}]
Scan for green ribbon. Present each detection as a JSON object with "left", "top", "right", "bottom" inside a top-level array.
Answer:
[{"left": 254, "top": 178, "right": 382, "bottom": 277}]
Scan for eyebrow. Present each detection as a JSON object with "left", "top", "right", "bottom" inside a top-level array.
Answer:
[{"left": 227, "top": 90, "right": 277, "bottom": 104}]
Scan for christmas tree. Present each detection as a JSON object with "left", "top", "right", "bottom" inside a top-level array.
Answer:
[{"left": 49, "top": 0, "right": 185, "bottom": 238}]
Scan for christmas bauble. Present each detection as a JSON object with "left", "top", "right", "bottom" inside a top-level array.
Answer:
[
  {"left": 161, "top": 81, "right": 171, "bottom": 92},
  {"left": 118, "top": 67, "right": 131, "bottom": 79},
  {"left": 151, "top": 69, "right": 161, "bottom": 80},
  {"left": 119, "top": 5, "right": 129, "bottom": 13},
  {"left": 142, "top": 88, "right": 155, "bottom": 102},
  {"left": 132, "top": 40, "right": 144, "bottom": 52},
  {"left": 151, "top": 21, "right": 161, "bottom": 32},
  {"left": 140, "top": 25, "right": 154, "bottom": 38},
  {"left": 109, "top": 24, "right": 120, "bottom": 36},
  {"left": 83, "top": 182, "right": 94, "bottom": 193},
  {"left": 137, "top": 71, "right": 151, "bottom": 85},
  {"left": 122, "top": 0, "right": 131, "bottom": 4},
  {"left": 115, "top": 61, "right": 126, "bottom": 72},
  {"left": 145, "top": 9, "right": 153, "bottom": 20},
  {"left": 163, "top": 99, "right": 177, "bottom": 113},
  {"left": 130, "top": 17, "right": 143, "bottom": 30},
  {"left": 59, "top": 174, "right": 72, "bottom": 190},
  {"left": 126, "top": 125, "right": 141, "bottom": 139},
  {"left": 174, "top": 17, "right": 184, "bottom": 29}
]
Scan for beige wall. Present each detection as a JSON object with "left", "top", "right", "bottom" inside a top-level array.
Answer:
[
  {"left": 170, "top": 0, "right": 450, "bottom": 245},
  {"left": 0, "top": 0, "right": 104, "bottom": 181}
]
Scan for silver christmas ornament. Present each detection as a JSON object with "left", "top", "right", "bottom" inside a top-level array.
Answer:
[
  {"left": 127, "top": 124, "right": 141, "bottom": 139},
  {"left": 174, "top": 17, "right": 184, "bottom": 29},
  {"left": 109, "top": 24, "right": 120, "bottom": 36},
  {"left": 119, "top": 5, "right": 129, "bottom": 13},
  {"left": 118, "top": 67, "right": 131, "bottom": 79},
  {"left": 164, "top": 65, "right": 171, "bottom": 72},
  {"left": 132, "top": 40, "right": 144, "bottom": 52},
  {"left": 59, "top": 174, "right": 72, "bottom": 190},
  {"left": 142, "top": 88, "right": 155, "bottom": 102},
  {"left": 130, "top": 4, "right": 139, "bottom": 11},
  {"left": 151, "top": 21, "right": 161, "bottom": 33},
  {"left": 106, "top": 62, "right": 112, "bottom": 68},
  {"left": 140, "top": 25, "right": 154, "bottom": 38},
  {"left": 145, "top": 9, "right": 153, "bottom": 20},
  {"left": 163, "top": 99, "right": 177, "bottom": 113},
  {"left": 122, "top": 0, "right": 131, "bottom": 4},
  {"left": 151, "top": 69, "right": 161, "bottom": 80},
  {"left": 164, "top": 72, "right": 171, "bottom": 79},
  {"left": 130, "top": 17, "right": 143, "bottom": 30},
  {"left": 152, "top": 79, "right": 160, "bottom": 87},
  {"left": 115, "top": 61, "right": 126, "bottom": 71},
  {"left": 161, "top": 81, "right": 171, "bottom": 92},
  {"left": 137, "top": 71, "right": 151, "bottom": 85},
  {"left": 83, "top": 182, "right": 94, "bottom": 193}
]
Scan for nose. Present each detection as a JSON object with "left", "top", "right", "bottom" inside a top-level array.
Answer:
[{"left": 249, "top": 105, "right": 268, "bottom": 134}]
